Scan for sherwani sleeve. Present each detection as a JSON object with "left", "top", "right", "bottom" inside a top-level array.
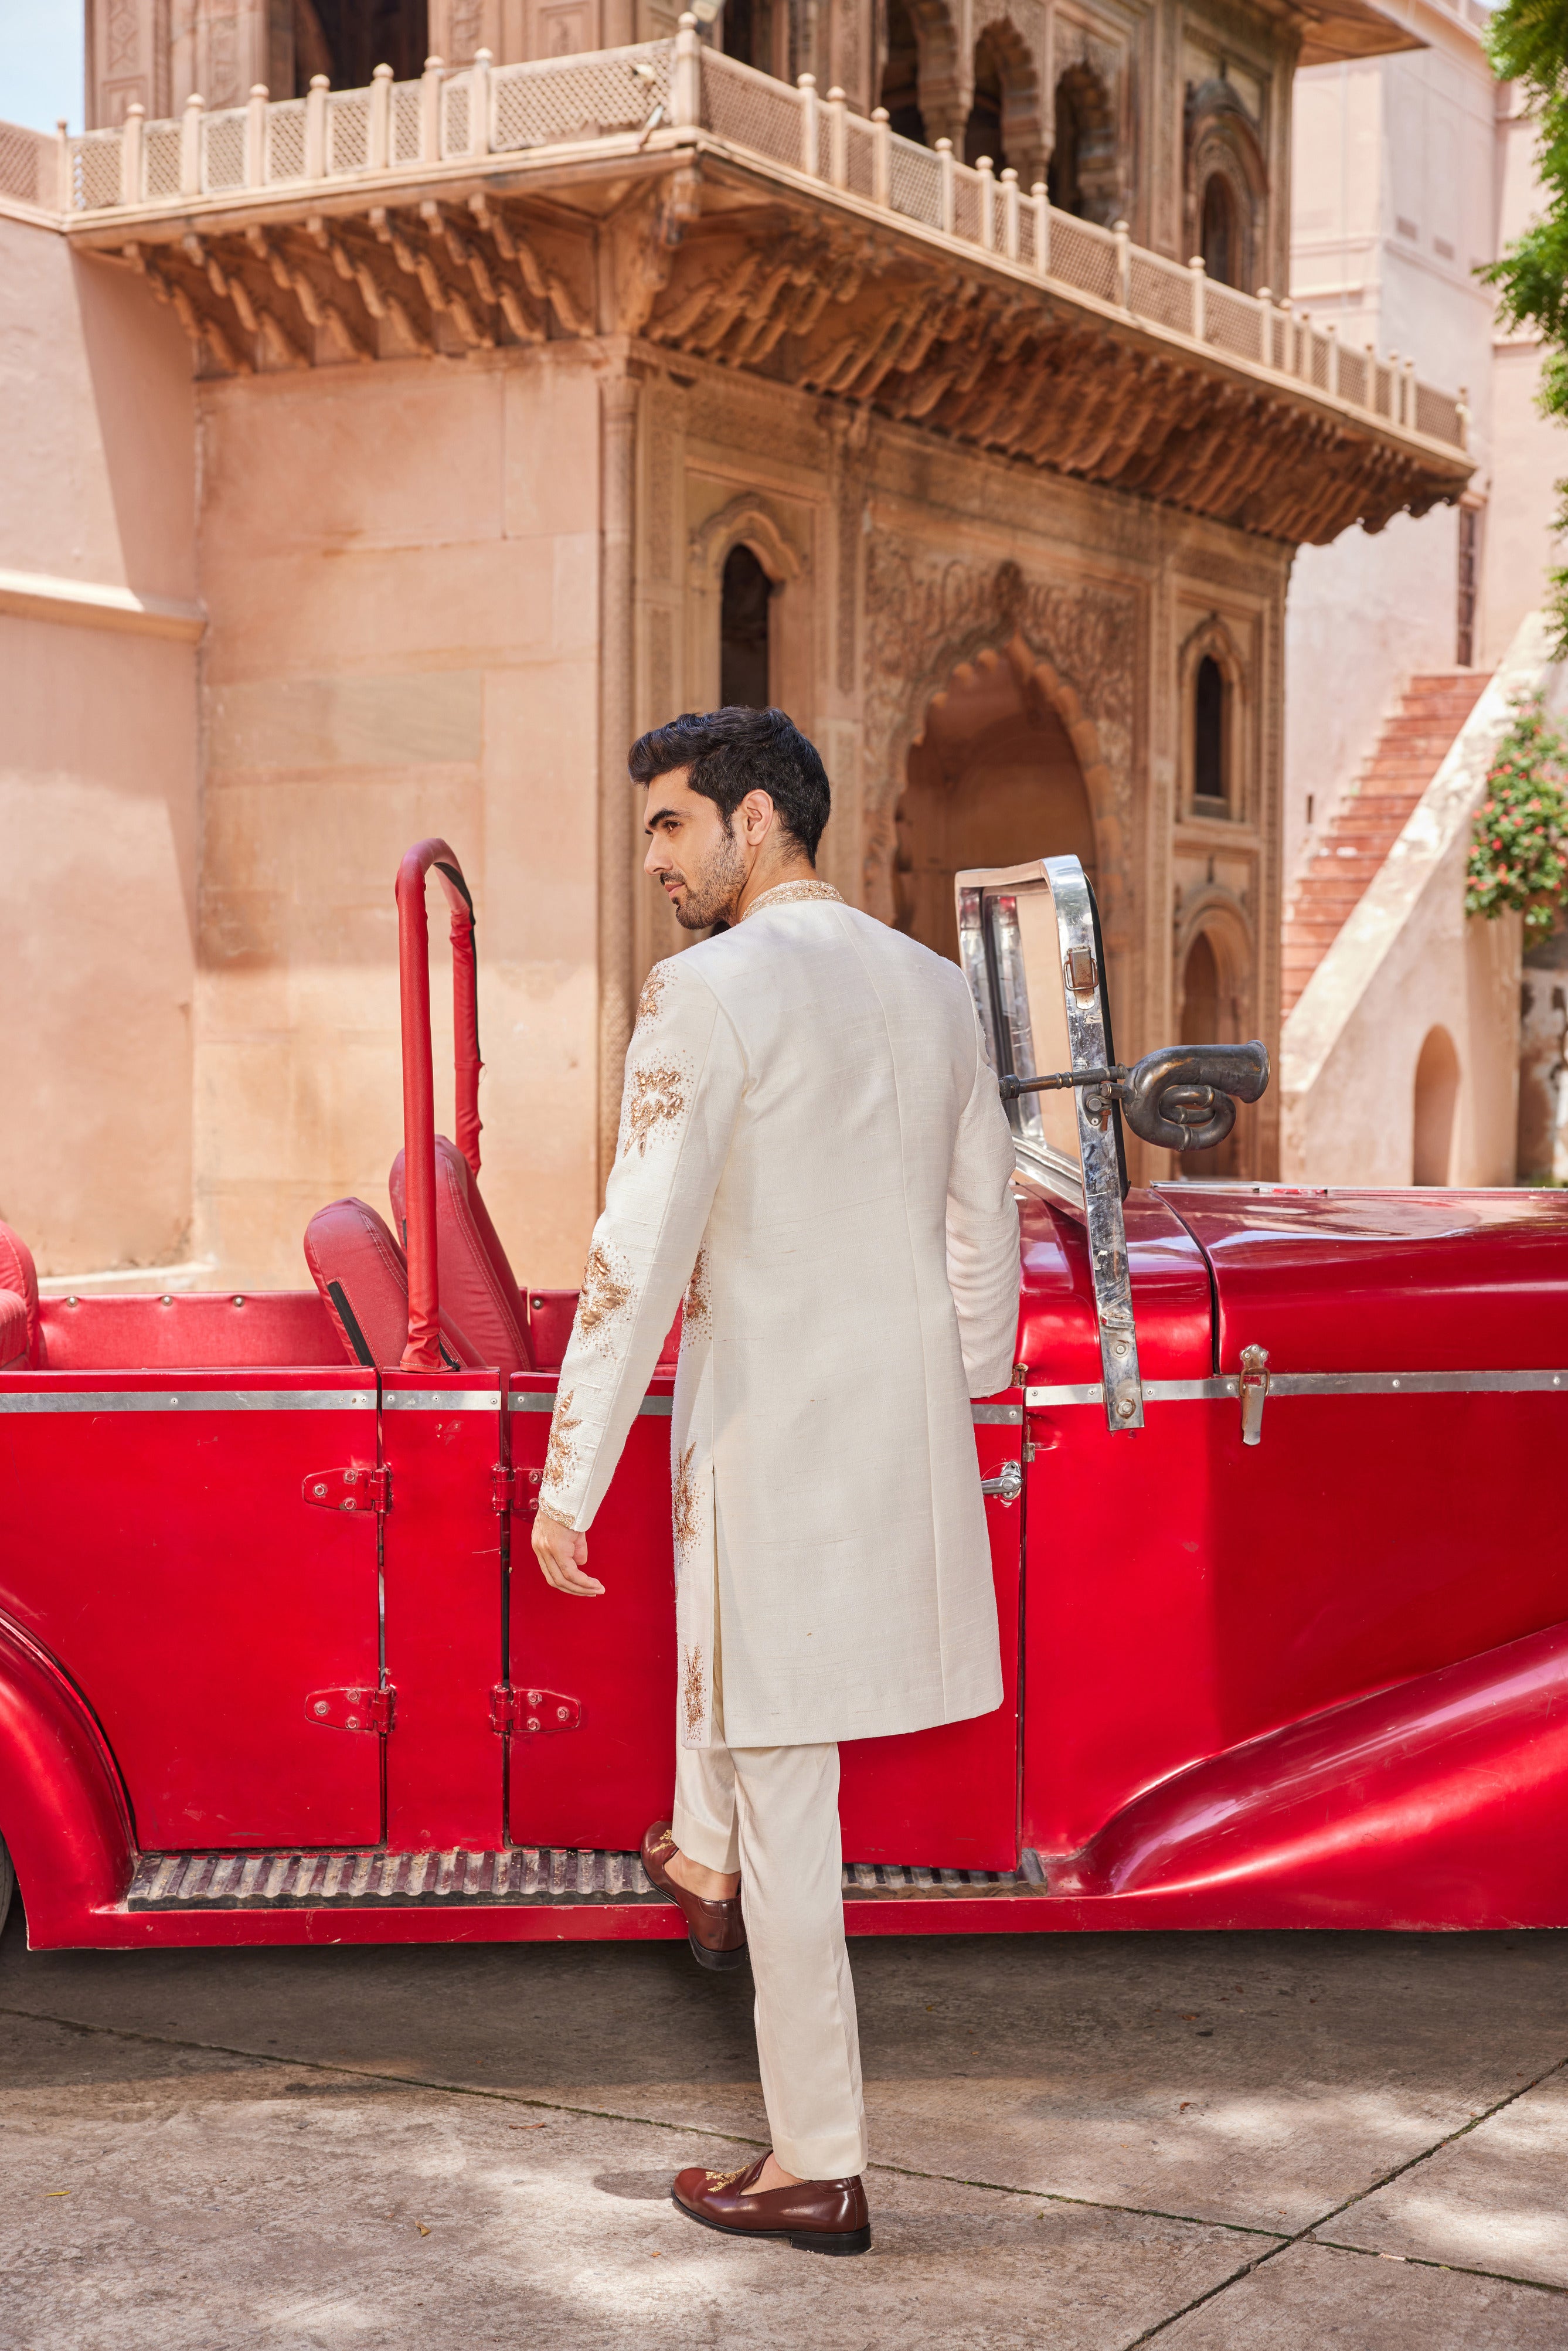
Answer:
[
  {"left": 540, "top": 957, "right": 744, "bottom": 1533},
  {"left": 945, "top": 1007, "right": 1021, "bottom": 1397}
]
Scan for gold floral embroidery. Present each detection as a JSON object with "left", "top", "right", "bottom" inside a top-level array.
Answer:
[
  {"left": 625, "top": 1060, "right": 688, "bottom": 1155},
  {"left": 542, "top": 1388, "right": 580, "bottom": 1499},
  {"left": 535, "top": 1498, "right": 577, "bottom": 1531},
  {"left": 634, "top": 962, "right": 670, "bottom": 1032},
  {"left": 704, "top": 2165, "right": 753, "bottom": 2190},
  {"left": 576, "top": 1241, "right": 632, "bottom": 1343},
  {"left": 683, "top": 1248, "right": 711, "bottom": 1338},
  {"left": 739, "top": 880, "right": 844, "bottom": 923},
  {"left": 682, "top": 1642, "right": 706, "bottom": 1738},
  {"left": 672, "top": 1442, "right": 700, "bottom": 1564}
]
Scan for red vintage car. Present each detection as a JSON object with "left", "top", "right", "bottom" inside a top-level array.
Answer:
[{"left": 2, "top": 841, "right": 1566, "bottom": 1954}]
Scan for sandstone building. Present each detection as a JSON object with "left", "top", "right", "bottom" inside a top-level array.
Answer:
[{"left": 0, "top": 0, "right": 1467, "bottom": 1288}]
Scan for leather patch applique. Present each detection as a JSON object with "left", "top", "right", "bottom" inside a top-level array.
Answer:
[
  {"left": 576, "top": 1241, "right": 632, "bottom": 1347},
  {"left": 543, "top": 1388, "right": 581, "bottom": 1500},
  {"left": 672, "top": 1442, "right": 700, "bottom": 1565},
  {"left": 682, "top": 1642, "right": 706, "bottom": 1738},
  {"left": 625, "top": 1059, "right": 689, "bottom": 1156},
  {"left": 633, "top": 962, "right": 670, "bottom": 1032},
  {"left": 682, "top": 1248, "right": 711, "bottom": 1339},
  {"left": 740, "top": 880, "right": 844, "bottom": 922}
]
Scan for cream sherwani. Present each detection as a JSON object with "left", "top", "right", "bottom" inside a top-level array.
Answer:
[
  {"left": 539, "top": 880, "right": 1021, "bottom": 1747},
  {"left": 539, "top": 877, "right": 1019, "bottom": 2183}
]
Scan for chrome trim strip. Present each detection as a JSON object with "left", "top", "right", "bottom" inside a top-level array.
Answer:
[
  {"left": 0, "top": 1388, "right": 375, "bottom": 1413},
  {"left": 511, "top": 1388, "right": 1016, "bottom": 1425},
  {"left": 383, "top": 1390, "right": 503, "bottom": 1412},
  {"left": 1025, "top": 1370, "right": 1568, "bottom": 1409}
]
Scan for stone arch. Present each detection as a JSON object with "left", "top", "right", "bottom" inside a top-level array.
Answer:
[
  {"left": 964, "top": 10, "right": 1046, "bottom": 181},
  {"left": 1413, "top": 1024, "right": 1460, "bottom": 1184},
  {"left": 1049, "top": 61, "right": 1120, "bottom": 224},
  {"left": 870, "top": 620, "right": 1125, "bottom": 975},
  {"left": 685, "top": 493, "right": 807, "bottom": 715},
  {"left": 1185, "top": 81, "right": 1268, "bottom": 291},
  {"left": 877, "top": 0, "right": 965, "bottom": 151},
  {"left": 1179, "top": 613, "right": 1247, "bottom": 820},
  {"left": 1174, "top": 887, "right": 1255, "bottom": 1175}
]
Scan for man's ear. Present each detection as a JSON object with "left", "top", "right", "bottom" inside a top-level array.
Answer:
[{"left": 739, "top": 788, "right": 777, "bottom": 845}]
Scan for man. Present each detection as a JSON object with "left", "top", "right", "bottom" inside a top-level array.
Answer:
[{"left": 531, "top": 705, "right": 1019, "bottom": 2256}]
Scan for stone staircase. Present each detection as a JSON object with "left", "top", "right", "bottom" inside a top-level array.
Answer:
[{"left": 1282, "top": 672, "right": 1491, "bottom": 1018}]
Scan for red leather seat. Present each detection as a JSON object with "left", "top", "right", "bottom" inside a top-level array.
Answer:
[
  {"left": 304, "top": 1197, "right": 482, "bottom": 1371},
  {"left": 0, "top": 1222, "right": 44, "bottom": 1367},
  {"left": 0, "top": 1290, "right": 26, "bottom": 1370},
  {"left": 388, "top": 1137, "right": 532, "bottom": 1375}
]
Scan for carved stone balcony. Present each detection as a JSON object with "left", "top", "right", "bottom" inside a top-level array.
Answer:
[{"left": 0, "top": 23, "right": 1471, "bottom": 542}]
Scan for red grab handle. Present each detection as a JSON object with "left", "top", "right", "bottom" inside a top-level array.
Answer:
[{"left": 396, "top": 840, "right": 481, "bottom": 1372}]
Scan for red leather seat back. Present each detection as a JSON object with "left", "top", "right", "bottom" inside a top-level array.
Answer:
[
  {"left": 0, "top": 1222, "right": 43, "bottom": 1367},
  {"left": 389, "top": 1138, "right": 532, "bottom": 1375},
  {"left": 303, "top": 1198, "right": 482, "bottom": 1371},
  {"left": 0, "top": 1290, "right": 27, "bottom": 1370}
]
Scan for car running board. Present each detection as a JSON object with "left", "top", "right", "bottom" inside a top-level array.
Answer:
[{"left": 126, "top": 1846, "right": 1049, "bottom": 1911}]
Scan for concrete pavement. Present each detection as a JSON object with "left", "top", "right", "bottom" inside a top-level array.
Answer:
[{"left": 2, "top": 1905, "right": 1565, "bottom": 2347}]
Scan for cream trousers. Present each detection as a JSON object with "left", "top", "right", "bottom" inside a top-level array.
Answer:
[{"left": 673, "top": 1731, "right": 868, "bottom": 2181}]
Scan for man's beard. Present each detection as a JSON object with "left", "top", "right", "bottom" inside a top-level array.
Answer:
[{"left": 669, "top": 821, "right": 747, "bottom": 930}]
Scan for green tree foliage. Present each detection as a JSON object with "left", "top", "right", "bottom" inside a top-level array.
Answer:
[
  {"left": 1487, "top": 0, "right": 1568, "bottom": 648},
  {"left": 1465, "top": 693, "right": 1568, "bottom": 939}
]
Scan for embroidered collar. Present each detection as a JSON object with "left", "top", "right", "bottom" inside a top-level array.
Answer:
[{"left": 739, "top": 880, "right": 845, "bottom": 923}]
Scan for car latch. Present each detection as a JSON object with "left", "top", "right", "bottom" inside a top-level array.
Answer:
[
  {"left": 302, "top": 1465, "right": 390, "bottom": 1513},
  {"left": 1239, "top": 1344, "right": 1270, "bottom": 1446},
  {"left": 979, "top": 1460, "right": 1023, "bottom": 1504},
  {"left": 305, "top": 1684, "right": 396, "bottom": 1733},
  {"left": 491, "top": 1684, "right": 581, "bottom": 1735}
]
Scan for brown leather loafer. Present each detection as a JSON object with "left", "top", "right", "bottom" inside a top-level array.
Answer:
[
  {"left": 641, "top": 1821, "right": 747, "bottom": 1972},
  {"left": 672, "top": 2153, "right": 870, "bottom": 2254}
]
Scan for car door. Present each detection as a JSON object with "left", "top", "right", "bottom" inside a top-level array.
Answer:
[{"left": 0, "top": 1367, "right": 382, "bottom": 1852}]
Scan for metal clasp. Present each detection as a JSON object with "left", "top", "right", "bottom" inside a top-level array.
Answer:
[
  {"left": 1239, "top": 1344, "right": 1270, "bottom": 1446},
  {"left": 980, "top": 1460, "right": 1023, "bottom": 1504}
]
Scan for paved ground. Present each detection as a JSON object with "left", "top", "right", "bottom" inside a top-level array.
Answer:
[{"left": 2, "top": 1899, "right": 1566, "bottom": 2349}]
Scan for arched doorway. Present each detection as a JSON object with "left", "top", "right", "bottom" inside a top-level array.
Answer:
[
  {"left": 1200, "top": 172, "right": 1236, "bottom": 286},
  {"left": 1178, "top": 928, "right": 1240, "bottom": 1178},
  {"left": 880, "top": 0, "right": 927, "bottom": 143},
  {"left": 290, "top": 1, "right": 428, "bottom": 89},
  {"left": 720, "top": 544, "right": 772, "bottom": 709},
  {"left": 894, "top": 648, "right": 1097, "bottom": 965},
  {"left": 1047, "top": 66, "right": 1118, "bottom": 224},
  {"left": 1413, "top": 1026, "right": 1460, "bottom": 1184},
  {"left": 965, "top": 32, "right": 1008, "bottom": 167}
]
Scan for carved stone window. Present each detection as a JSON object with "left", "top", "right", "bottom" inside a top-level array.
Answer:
[
  {"left": 1048, "top": 64, "right": 1118, "bottom": 225},
  {"left": 1181, "top": 619, "right": 1246, "bottom": 822},
  {"left": 720, "top": 544, "right": 773, "bottom": 709},
  {"left": 1185, "top": 79, "right": 1267, "bottom": 294}
]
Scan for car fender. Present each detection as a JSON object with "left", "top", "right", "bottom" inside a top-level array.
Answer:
[
  {"left": 0, "top": 1609, "right": 134, "bottom": 1943},
  {"left": 1050, "top": 1616, "right": 1568, "bottom": 1927}
]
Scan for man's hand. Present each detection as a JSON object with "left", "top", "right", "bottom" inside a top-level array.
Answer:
[{"left": 532, "top": 1509, "right": 605, "bottom": 1597}]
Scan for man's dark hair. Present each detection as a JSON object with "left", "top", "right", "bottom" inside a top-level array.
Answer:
[{"left": 628, "top": 707, "right": 831, "bottom": 864}]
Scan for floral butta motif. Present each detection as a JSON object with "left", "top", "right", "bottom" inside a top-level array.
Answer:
[
  {"left": 682, "top": 1642, "right": 707, "bottom": 1738},
  {"left": 672, "top": 1442, "right": 701, "bottom": 1565},
  {"left": 633, "top": 961, "right": 671, "bottom": 1032},
  {"left": 683, "top": 1248, "right": 712, "bottom": 1338},
  {"left": 542, "top": 1387, "right": 581, "bottom": 1506},
  {"left": 576, "top": 1240, "right": 632, "bottom": 1345},
  {"left": 625, "top": 1060, "right": 690, "bottom": 1155}
]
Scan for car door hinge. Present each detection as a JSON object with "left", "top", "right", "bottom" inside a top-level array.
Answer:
[
  {"left": 305, "top": 1683, "right": 396, "bottom": 1733},
  {"left": 302, "top": 1465, "right": 390, "bottom": 1514},
  {"left": 490, "top": 1683, "right": 581, "bottom": 1736}
]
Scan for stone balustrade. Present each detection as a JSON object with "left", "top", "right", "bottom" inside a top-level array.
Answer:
[{"left": 0, "top": 22, "right": 1467, "bottom": 453}]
